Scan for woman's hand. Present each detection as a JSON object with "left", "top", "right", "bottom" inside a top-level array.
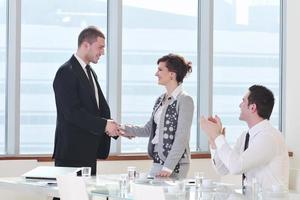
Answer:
[
  {"left": 156, "top": 170, "right": 172, "bottom": 177},
  {"left": 118, "top": 126, "right": 135, "bottom": 139}
]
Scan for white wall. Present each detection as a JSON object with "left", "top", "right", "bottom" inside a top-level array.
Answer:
[
  {"left": 0, "top": 160, "right": 38, "bottom": 177},
  {"left": 284, "top": 0, "right": 300, "bottom": 168}
]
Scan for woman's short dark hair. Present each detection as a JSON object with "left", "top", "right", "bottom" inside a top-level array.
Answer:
[
  {"left": 157, "top": 53, "right": 192, "bottom": 83},
  {"left": 248, "top": 85, "right": 275, "bottom": 120},
  {"left": 78, "top": 26, "right": 105, "bottom": 47}
]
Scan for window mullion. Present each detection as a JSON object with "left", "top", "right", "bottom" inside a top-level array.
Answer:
[
  {"left": 6, "top": 0, "right": 21, "bottom": 155},
  {"left": 197, "top": 0, "right": 214, "bottom": 152},
  {"left": 107, "top": 0, "right": 122, "bottom": 154}
]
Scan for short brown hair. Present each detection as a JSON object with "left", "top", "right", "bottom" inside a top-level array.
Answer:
[
  {"left": 248, "top": 85, "right": 275, "bottom": 120},
  {"left": 78, "top": 26, "right": 105, "bottom": 47},
  {"left": 157, "top": 53, "right": 192, "bottom": 83}
]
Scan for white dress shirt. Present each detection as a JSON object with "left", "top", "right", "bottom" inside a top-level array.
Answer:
[
  {"left": 151, "top": 84, "right": 183, "bottom": 144},
  {"left": 211, "top": 120, "right": 289, "bottom": 190},
  {"left": 74, "top": 53, "right": 99, "bottom": 108}
]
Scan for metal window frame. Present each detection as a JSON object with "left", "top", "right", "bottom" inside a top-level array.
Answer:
[
  {"left": 196, "top": 0, "right": 213, "bottom": 152},
  {"left": 107, "top": 0, "right": 122, "bottom": 154},
  {"left": 5, "top": 0, "right": 21, "bottom": 155},
  {"left": 279, "top": 0, "right": 286, "bottom": 133}
]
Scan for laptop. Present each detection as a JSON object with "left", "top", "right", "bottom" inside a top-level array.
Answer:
[{"left": 22, "top": 166, "right": 82, "bottom": 180}]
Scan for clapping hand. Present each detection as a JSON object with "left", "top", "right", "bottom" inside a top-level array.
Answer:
[
  {"left": 208, "top": 115, "right": 225, "bottom": 135},
  {"left": 200, "top": 115, "right": 224, "bottom": 148}
]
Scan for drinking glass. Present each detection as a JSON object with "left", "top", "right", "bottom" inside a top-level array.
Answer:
[
  {"left": 81, "top": 167, "right": 91, "bottom": 178},
  {"left": 194, "top": 171, "right": 204, "bottom": 188}
]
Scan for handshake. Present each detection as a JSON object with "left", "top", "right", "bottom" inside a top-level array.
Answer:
[{"left": 105, "top": 119, "right": 133, "bottom": 139}]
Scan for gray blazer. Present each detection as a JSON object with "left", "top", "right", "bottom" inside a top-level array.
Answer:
[{"left": 124, "top": 91, "right": 194, "bottom": 171}]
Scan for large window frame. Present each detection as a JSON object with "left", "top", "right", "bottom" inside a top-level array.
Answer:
[
  {"left": 3, "top": 0, "right": 283, "bottom": 156},
  {"left": 0, "top": 0, "right": 8, "bottom": 153}
]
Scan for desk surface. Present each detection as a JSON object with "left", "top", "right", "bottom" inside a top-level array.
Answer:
[{"left": 0, "top": 176, "right": 299, "bottom": 200}]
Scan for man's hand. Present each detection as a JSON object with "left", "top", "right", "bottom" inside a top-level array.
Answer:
[
  {"left": 206, "top": 115, "right": 226, "bottom": 149},
  {"left": 221, "top": 127, "right": 226, "bottom": 136},
  {"left": 200, "top": 115, "right": 223, "bottom": 142},
  {"left": 208, "top": 116, "right": 218, "bottom": 149},
  {"left": 105, "top": 120, "right": 120, "bottom": 137},
  {"left": 208, "top": 115, "right": 225, "bottom": 136}
]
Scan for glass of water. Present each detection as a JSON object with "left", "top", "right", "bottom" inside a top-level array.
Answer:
[
  {"left": 81, "top": 167, "right": 91, "bottom": 178},
  {"left": 127, "top": 166, "right": 136, "bottom": 180},
  {"left": 194, "top": 171, "right": 204, "bottom": 188},
  {"left": 119, "top": 174, "right": 128, "bottom": 193}
]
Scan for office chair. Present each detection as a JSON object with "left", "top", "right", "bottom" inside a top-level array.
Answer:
[{"left": 56, "top": 175, "right": 89, "bottom": 200}]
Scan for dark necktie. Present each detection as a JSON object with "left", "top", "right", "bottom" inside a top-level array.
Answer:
[
  {"left": 85, "top": 64, "right": 95, "bottom": 94},
  {"left": 242, "top": 132, "right": 250, "bottom": 189}
]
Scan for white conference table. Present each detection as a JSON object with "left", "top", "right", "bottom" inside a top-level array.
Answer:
[
  {"left": 0, "top": 177, "right": 59, "bottom": 198},
  {"left": 0, "top": 175, "right": 299, "bottom": 200}
]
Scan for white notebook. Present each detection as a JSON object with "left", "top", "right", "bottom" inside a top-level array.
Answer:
[{"left": 22, "top": 166, "right": 81, "bottom": 180}]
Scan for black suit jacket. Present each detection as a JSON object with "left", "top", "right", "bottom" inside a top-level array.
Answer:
[{"left": 52, "top": 55, "right": 111, "bottom": 166}]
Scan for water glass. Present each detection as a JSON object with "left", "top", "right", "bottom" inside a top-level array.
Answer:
[
  {"left": 202, "top": 179, "right": 213, "bottom": 188},
  {"left": 251, "top": 178, "right": 262, "bottom": 200},
  {"left": 194, "top": 171, "right": 204, "bottom": 188},
  {"left": 127, "top": 166, "right": 136, "bottom": 180},
  {"left": 166, "top": 181, "right": 186, "bottom": 199},
  {"left": 119, "top": 174, "right": 128, "bottom": 193},
  {"left": 81, "top": 167, "right": 91, "bottom": 178},
  {"left": 177, "top": 180, "right": 186, "bottom": 192}
]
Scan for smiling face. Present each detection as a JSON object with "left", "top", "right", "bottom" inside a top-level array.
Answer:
[
  {"left": 155, "top": 61, "right": 176, "bottom": 86},
  {"left": 86, "top": 37, "right": 105, "bottom": 64}
]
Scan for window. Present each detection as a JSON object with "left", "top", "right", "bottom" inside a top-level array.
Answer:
[
  {"left": 121, "top": 0, "right": 198, "bottom": 152},
  {"left": 0, "top": 0, "right": 6, "bottom": 154},
  {"left": 3, "top": 0, "right": 282, "bottom": 155},
  {"left": 20, "top": 0, "right": 107, "bottom": 153},
  {"left": 213, "top": 0, "right": 281, "bottom": 145}
]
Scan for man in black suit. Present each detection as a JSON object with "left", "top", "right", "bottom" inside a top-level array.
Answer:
[{"left": 52, "top": 26, "right": 119, "bottom": 176}]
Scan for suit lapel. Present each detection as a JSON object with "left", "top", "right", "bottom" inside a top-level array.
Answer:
[{"left": 70, "top": 56, "right": 98, "bottom": 108}]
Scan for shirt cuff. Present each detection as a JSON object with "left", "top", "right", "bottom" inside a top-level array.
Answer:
[
  {"left": 215, "top": 135, "right": 226, "bottom": 149},
  {"left": 210, "top": 146, "right": 216, "bottom": 157},
  {"left": 162, "top": 167, "right": 173, "bottom": 173},
  {"left": 210, "top": 147, "right": 216, "bottom": 165}
]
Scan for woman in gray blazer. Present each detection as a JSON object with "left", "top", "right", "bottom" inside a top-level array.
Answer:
[{"left": 121, "top": 54, "right": 194, "bottom": 179}]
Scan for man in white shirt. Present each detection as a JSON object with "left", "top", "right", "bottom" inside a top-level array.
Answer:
[{"left": 200, "top": 85, "right": 289, "bottom": 190}]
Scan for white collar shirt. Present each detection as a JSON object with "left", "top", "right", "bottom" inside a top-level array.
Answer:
[
  {"left": 151, "top": 84, "right": 183, "bottom": 173},
  {"left": 152, "top": 84, "right": 183, "bottom": 145},
  {"left": 74, "top": 53, "right": 99, "bottom": 108},
  {"left": 211, "top": 120, "right": 289, "bottom": 190}
]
